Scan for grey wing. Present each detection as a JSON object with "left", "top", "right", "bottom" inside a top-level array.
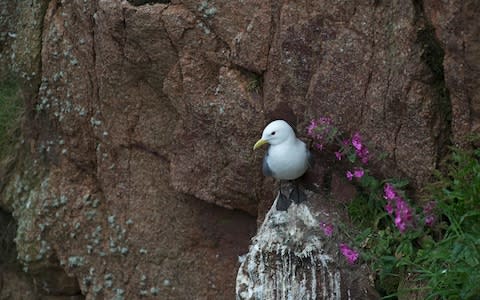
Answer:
[{"left": 262, "top": 154, "right": 274, "bottom": 177}]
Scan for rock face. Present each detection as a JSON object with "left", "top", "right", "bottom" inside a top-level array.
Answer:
[
  {"left": 0, "top": 0, "right": 46, "bottom": 83},
  {"left": 236, "top": 190, "right": 379, "bottom": 300},
  {"left": 265, "top": 1, "right": 450, "bottom": 186},
  {"left": 423, "top": 0, "right": 480, "bottom": 146},
  {"left": 0, "top": 0, "right": 479, "bottom": 299}
]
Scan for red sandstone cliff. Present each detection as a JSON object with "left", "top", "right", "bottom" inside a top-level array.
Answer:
[{"left": 0, "top": 0, "right": 478, "bottom": 299}]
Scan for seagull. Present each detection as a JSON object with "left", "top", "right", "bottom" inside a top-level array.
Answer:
[{"left": 253, "top": 120, "right": 313, "bottom": 211}]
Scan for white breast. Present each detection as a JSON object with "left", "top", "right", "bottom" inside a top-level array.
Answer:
[{"left": 267, "top": 139, "right": 309, "bottom": 180}]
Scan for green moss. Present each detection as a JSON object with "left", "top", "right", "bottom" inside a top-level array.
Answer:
[
  {"left": 247, "top": 73, "right": 263, "bottom": 93},
  {"left": 415, "top": 147, "right": 480, "bottom": 299},
  {"left": 0, "top": 80, "right": 23, "bottom": 160}
]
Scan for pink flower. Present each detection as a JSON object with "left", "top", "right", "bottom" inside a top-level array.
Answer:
[
  {"left": 385, "top": 201, "right": 394, "bottom": 215},
  {"left": 351, "top": 133, "right": 370, "bottom": 164},
  {"left": 423, "top": 200, "right": 436, "bottom": 214},
  {"left": 383, "top": 184, "right": 415, "bottom": 233},
  {"left": 318, "top": 116, "right": 332, "bottom": 125},
  {"left": 383, "top": 184, "right": 396, "bottom": 200},
  {"left": 425, "top": 215, "right": 435, "bottom": 227},
  {"left": 395, "top": 215, "right": 407, "bottom": 232},
  {"left": 358, "top": 147, "right": 370, "bottom": 164},
  {"left": 306, "top": 117, "right": 337, "bottom": 148},
  {"left": 423, "top": 201, "right": 437, "bottom": 227},
  {"left": 351, "top": 132, "right": 363, "bottom": 151},
  {"left": 314, "top": 143, "right": 324, "bottom": 150},
  {"left": 353, "top": 168, "right": 364, "bottom": 178},
  {"left": 346, "top": 169, "right": 364, "bottom": 180},
  {"left": 321, "top": 223, "right": 334, "bottom": 237},
  {"left": 307, "top": 120, "right": 318, "bottom": 136},
  {"left": 394, "top": 197, "right": 414, "bottom": 233},
  {"left": 334, "top": 151, "right": 342, "bottom": 160},
  {"left": 339, "top": 243, "right": 359, "bottom": 264},
  {"left": 346, "top": 171, "right": 353, "bottom": 181}
]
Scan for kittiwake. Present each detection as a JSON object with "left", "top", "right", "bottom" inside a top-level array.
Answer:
[{"left": 253, "top": 120, "right": 313, "bottom": 210}]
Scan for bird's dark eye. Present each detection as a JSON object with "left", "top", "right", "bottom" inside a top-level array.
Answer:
[{"left": 271, "top": 131, "right": 276, "bottom": 135}]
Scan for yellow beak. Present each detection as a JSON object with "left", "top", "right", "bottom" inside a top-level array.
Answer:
[{"left": 253, "top": 138, "right": 268, "bottom": 150}]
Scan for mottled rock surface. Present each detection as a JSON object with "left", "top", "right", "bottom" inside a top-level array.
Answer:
[
  {"left": 236, "top": 188, "right": 379, "bottom": 300},
  {"left": 0, "top": 0, "right": 47, "bottom": 83},
  {"left": 0, "top": 266, "right": 38, "bottom": 300},
  {"left": 424, "top": 0, "right": 480, "bottom": 146},
  {"left": 0, "top": 0, "right": 478, "bottom": 298},
  {"left": 265, "top": 0, "right": 450, "bottom": 186}
]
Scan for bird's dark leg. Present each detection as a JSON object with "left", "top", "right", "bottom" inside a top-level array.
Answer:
[
  {"left": 276, "top": 180, "right": 292, "bottom": 211},
  {"left": 289, "top": 180, "right": 307, "bottom": 204}
]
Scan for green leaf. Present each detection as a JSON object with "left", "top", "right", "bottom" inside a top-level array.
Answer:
[{"left": 347, "top": 151, "right": 357, "bottom": 163}]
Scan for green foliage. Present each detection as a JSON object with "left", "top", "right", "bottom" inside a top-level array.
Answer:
[
  {"left": 348, "top": 147, "right": 480, "bottom": 299},
  {"left": 247, "top": 73, "right": 263, "bottom": 93},
  {"left": 308, "top": 116, "right": 479, "bottom": 298},
  {"left": 414, "top": 147, "right": 480, "bottom": 299},
  {"left": 0, "top": 80, "right": 23, "bottom": 159},
  {"left": 348, "top": 176, "right": 414, "bottom": 296}
]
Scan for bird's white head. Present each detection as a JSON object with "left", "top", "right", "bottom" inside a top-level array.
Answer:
[{"left": 253, "top": 120, "right": 296, "bottom": 150}]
